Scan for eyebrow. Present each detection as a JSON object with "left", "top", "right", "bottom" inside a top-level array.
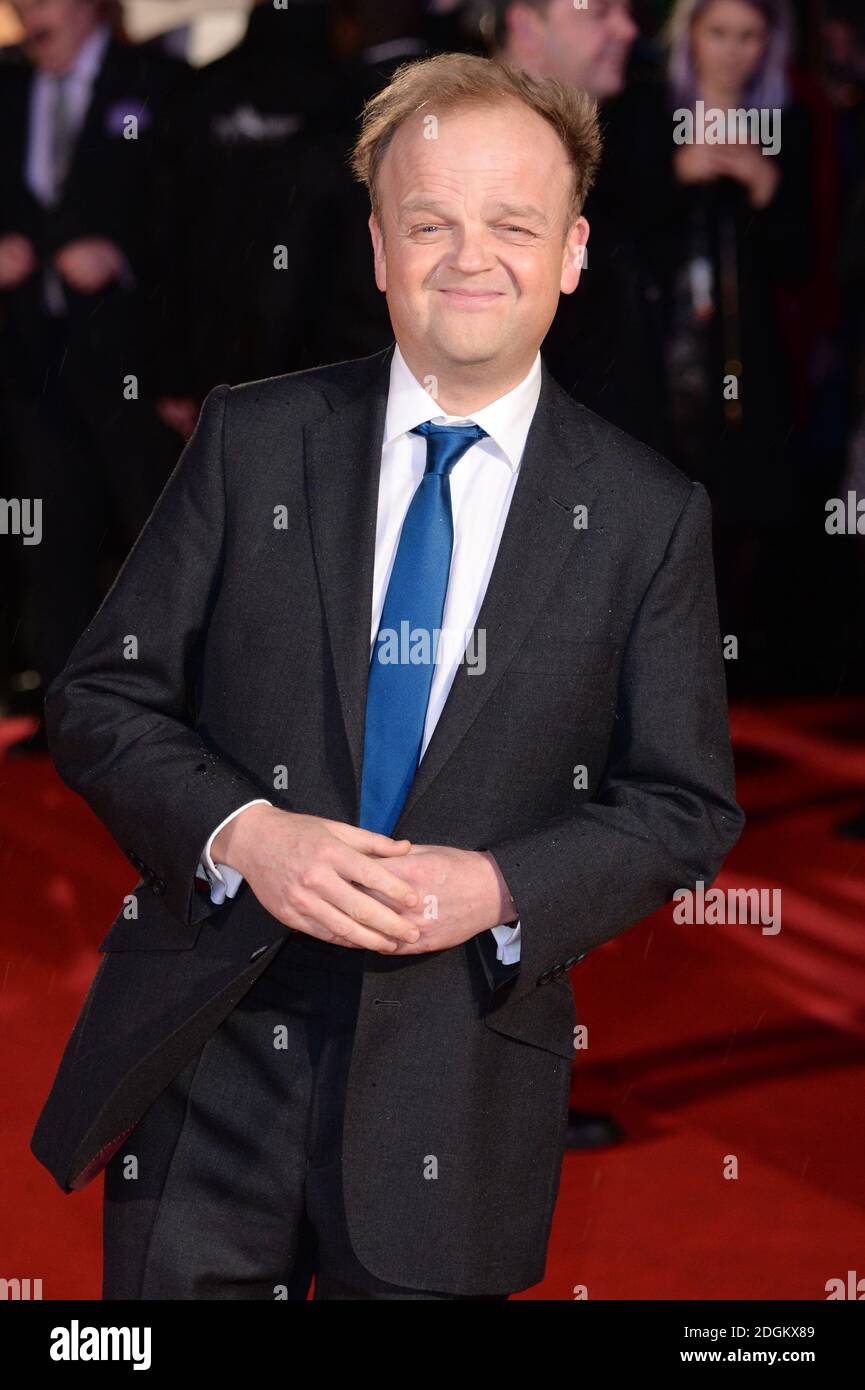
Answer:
[{"left": 399, "top": 198, "right": 550, "bottom": 228}]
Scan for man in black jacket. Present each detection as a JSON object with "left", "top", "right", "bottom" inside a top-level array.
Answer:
[
  {"left": 151, "top": 0, "right": 345, "bottom": 418},
  {"left": 31, "top": 52, "right": 743, "bottom": 1299},
  {"left": 0, "top": 0, "right": 186, "bottom": 739},
  {"left": 493, "top": 0, "right": 673, "bottom": 451}
]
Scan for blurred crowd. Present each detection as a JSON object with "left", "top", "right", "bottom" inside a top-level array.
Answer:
[{"left": 3, "top": 0, "right": 865, "bottom": 753}]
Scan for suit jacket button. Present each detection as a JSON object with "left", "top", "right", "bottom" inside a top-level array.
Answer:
[
  {"left": 249, "top": 945, "right": 269, "bottom": 961},
  {"left": 537, "top": 969, "right": 552, "bottom": 985},
  {"left": 551, "top": 963, "right": 565, "bottom": 977},
  {"left": 564, "top": 955, "right": 578, "bottom": 968},
  {"left": 575, "top": 951, "right": 588, "bottom": 962}
]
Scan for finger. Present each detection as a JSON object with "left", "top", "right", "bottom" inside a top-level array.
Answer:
[
  {"left": 386, "top": 936, "right": 424, "bottom": 955},
  {"left": 325, "top": 874, "right": 421, "bottom": 943},
  {"left": 283, "top": 907, "right": 364, "bottom": 948},
  {"left": 339, "top": 846, "right": 420, "bottom": 909},
  {"left": 294, "top": 896, "right": 411, "bottom": 953},
  {"left": 324, "top": 821, "right": 412, "bottom": 855}
]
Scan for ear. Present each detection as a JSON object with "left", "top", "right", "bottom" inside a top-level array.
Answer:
[
  {"left": 561, "top": 216, "right": 590, "bottom": 295},
  {"left": 369, "top": 210, "right": 386, "bottom": 292},
  {"left": 507, "top": 1, "right": 547, "bottom": 60}
]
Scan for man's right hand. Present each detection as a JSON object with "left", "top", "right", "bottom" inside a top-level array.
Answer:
[
  {"left": 673, "top": 143, "right": 726, "bottom": 186},
  {"left": 211, "top": 804, "right": 421, "bottom": 952},
  {"left": 156, "top": 396, "right": 200, "bottom": 441},
  {"left": 0, "top": 233, "right": 38, "bottom": 288}
]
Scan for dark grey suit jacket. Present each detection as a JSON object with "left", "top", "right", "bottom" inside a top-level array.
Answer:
[{"left": 30, "top": 342, "right": 744, "bottom": 1295}]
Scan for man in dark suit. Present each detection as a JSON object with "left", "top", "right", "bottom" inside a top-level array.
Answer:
[
  {"left": 151, "top": 0, "right": 345, "bottom": 422},
  {"left": 0, "top": 0, "right": 186, "bottom": 741},
  {"left": 493, "top": 0, "right": 674, "bottom": 452},
  {"left": 31, "top": 52, "right": 744, "bottom": 1299},
  {"left": 155, "top": 0, "right": 435, "bottom": 419}
]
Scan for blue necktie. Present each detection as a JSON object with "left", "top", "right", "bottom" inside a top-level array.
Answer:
[{"left": 359, "top": 419, "right": 488, "bottom": 835}]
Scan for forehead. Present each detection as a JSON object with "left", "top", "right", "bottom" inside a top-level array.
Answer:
[
  {"left": 701, "top": 0, "right": 768, "bottom": 27},
  {"left": 16, "top": 0, "right": 84, "bottom": 13},
  {"left": 379, "top": 100, "right": 572, "bottom": 203}
]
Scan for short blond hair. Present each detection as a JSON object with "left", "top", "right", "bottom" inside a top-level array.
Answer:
[{"left": 348, "top": 52, "right": 602, "bottom": 237}]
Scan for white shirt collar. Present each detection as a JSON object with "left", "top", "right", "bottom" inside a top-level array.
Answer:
[{"left": 384, "top": 341, "right": 542, "bottom": 472}]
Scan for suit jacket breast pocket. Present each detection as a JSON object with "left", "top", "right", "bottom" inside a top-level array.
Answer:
[{"left": 97, "top": 882, "right": 204, "bottom": 952}]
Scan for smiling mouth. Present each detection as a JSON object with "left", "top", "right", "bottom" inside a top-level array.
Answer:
[{"left": 437, "top": 289, "right": 504, "bottom": 305}]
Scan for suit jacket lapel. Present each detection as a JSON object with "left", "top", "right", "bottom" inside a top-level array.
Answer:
[
  {"left": 56, "top": 39, "right": 114, "bottom": 196},
  {"left": 304, "top": 345, "right": 393, "bottom": 805},
  {"left": 304, "top": 345, "right": 599, "bottom": 827}
]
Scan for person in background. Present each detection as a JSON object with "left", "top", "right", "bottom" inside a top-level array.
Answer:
[
  {"left": 152, "top": 0, "right": 343, "bottom": 437},
  {"left": 155, "top": 1, "right": 441, "bottom": 429},
  {"left": 0, "top": 0, "right": 186, "bottom": 750},
  {"left": 664, "top": 0, "right": 813, "bottom": 691},
  {"left": 293, "top": 0, "right": 434, "bottom": 371},
  {"left": 491, "top": 0, "right": 675, "bottom": 452},
  {"left": 489, "top": 0, "right": 677, "bottom": 1152}
]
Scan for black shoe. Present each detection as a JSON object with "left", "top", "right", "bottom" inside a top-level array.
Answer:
[
  {"left": 6, "top": 720, "right": 49, "bottom": 757},
  {"left": 565, "top": 1109, "right": 623, "bottom": 1150}
]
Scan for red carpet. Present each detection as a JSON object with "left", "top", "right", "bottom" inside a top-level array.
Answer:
[{"left": 2, "top": 700, "right": 864, "bottom": 1300}]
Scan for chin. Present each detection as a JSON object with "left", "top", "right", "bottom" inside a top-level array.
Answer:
[
  {"left": 436, "top": 334, "right": 504, "bottom": 365},
  {"left": 597, "top": 66, "right": 627, "bottom": 99},
  {"left": 431, "top": 319, "right": 506, "bottom": 352}
]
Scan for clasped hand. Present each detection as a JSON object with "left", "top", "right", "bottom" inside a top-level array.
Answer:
[{"left": 212, "top": 806, "right": 513, "bottom": 954}]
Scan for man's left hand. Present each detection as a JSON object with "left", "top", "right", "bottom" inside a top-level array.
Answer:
[
  {"left": 53, "top": 236, "right": 127, "bottom": 292},
  {"left": 360, "top": 844, "right": 516, "bottom": 954}
]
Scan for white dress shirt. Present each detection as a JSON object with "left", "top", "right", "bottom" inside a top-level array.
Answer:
[{"left": 196, "top": 343, "right": 544, "bottom": 964}]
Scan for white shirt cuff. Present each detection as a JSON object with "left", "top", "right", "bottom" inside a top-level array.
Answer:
[
  {"left": 196, "top": 798, "right": 271, "bottom": 904},
  {"left": 490, "top": 920, "right": 521, "bottom": 964}
]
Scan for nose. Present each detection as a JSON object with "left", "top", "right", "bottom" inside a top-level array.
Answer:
[
  {"left": 611, "top": 5, "right": 639, "bottom": 44},
  {"left": 449, "top": 223, "right": 497, "bottom": 274}
]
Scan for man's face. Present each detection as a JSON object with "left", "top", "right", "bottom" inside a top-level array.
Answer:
[
  {"left": 13, "top": 0, "right": 99, "bottom": 74},
  {"left": 369, "top": 100, "right": 589, "bottom": 380},
  {"left": 512, "top": 0, "right": 638, "bottom": 99}
]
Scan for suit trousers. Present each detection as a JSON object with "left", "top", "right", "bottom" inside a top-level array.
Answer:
[{"left": 102, "top": 928, "right": 510, "bottom": 1300}]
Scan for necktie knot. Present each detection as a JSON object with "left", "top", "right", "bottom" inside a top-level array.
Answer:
[{"left": 410, "top": 420, "right": 488, "bottom": 477}]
